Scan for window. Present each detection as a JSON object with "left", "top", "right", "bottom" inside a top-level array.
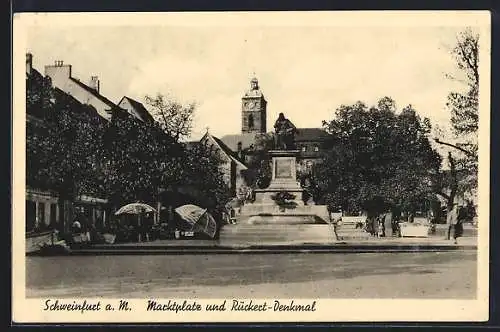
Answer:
[
  {"left": 248, "top": 114, "right": 254, "bottom": 129},
  {"left": 314, "top": 146, "right": 319, "bottom": 152},
  {"left": 301, "top": 146, "right": 307, "bottom": 152}
]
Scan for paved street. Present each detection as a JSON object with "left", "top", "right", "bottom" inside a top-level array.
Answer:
[{"left": 26, "top": 251, "right": 477, "bottom": 299}]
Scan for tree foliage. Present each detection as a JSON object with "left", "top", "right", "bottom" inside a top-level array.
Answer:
[
  {"left": 447, "top": 28, "right": 479, "bottom": 136},
  {"left": 99, "top": 112, "right": 182, "bottom": 206},
  {"left": 27, "top": 72, "right": 230, "bottom": 219},
  {"left": 176, "top": 143, "right": 232, "bottom": 217},
  {"left": 241, "top": 133, "right": 274, "bottom": 189},
  {"left": 26, "top": 73, "right": 107, "bottom": 199},
  {"left": 435, "top": 28, "right": 479, "bottom": 205},
  {"left": 316, "top": 97, "right": 441, "bottom": 216},
  {"left": 144, "top": 93, "right": 196, "bottom": 142}
]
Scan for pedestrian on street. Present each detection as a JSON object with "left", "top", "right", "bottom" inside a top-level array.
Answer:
[
  {"left": 329, "top": 207, "right": 342, "bottom": 241},
  {"left": 392, "top": 214, "right": 402, "bottom": 237},
  {"left": 371, "top": 216, "right": 379, "bottom": 237},
  {"left": 453, "top": 206, "right": 465, "bottom": 244},
  {"left": 71, "top": 219, "right": 82, "bottom": 234},
  {"left": 378, "top": 215, "right": 386, "bottom": 238},
  {"left": 446, "top": 203, "right": 459, "bottom": 240}
]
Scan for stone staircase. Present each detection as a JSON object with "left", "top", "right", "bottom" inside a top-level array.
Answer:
[
  {"left": 219, "top": 219, "right": 372, "bottom": 246},
  {"left": 219, "top": 224, "right": 334, "bottom": 246}
]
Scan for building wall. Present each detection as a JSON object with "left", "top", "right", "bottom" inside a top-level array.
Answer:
[
  {"left": 219, "top": 161, "right": 232, "bottom": 187},
  {"left": 25, "top": 189, "right": 60, "bottom": 232},
  {"left": 202, "top": 134, "right": 237, "bottom": 191},
  {"left": 118, "top": 98, "right": 142, "bottom": 121},
  {"left": 241, "top": 97, "right": 267, "bottom": 133},
  {"left": 296, "top": 140, "right": 324, "bottom": 176},
  {"left": 296, "top": 141, "right": 323, "bottom": 158},
  {"left": 235, "top": 162, "right": 247, "bottom": 193},
  {"left": 25, "top": 188, "right": 110, "bottom": 233},
  {"left": 45, "top": 64, "right": 113, "bottom": 121}
]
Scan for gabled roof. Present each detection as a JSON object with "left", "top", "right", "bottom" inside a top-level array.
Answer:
[
  {"left": 52, "top": 87, "right": 105, "bottom": 120},
  {"left": 295, "top": 128, "right": 329, "bottom": 142},
  {"left": 70, "top": 77, "right": 118, "bottom": 110},
  {"left": 201, "top": 132, "right": 247, "bottom": 168},
  {"left": 118, "top": 96, "right": 154, "bottom": 123},
  {"left": 219, "top": 132, "right": 261, "bottom": 151}
]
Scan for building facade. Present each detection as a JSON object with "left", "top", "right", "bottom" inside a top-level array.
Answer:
[
  {"left": 241, "top": 77, "right": 267, "bottom": 134},
  {"left": 200, "top": 131, "right": 248, "bottom": 196},
  {"left": 117, "top": 96, "right": 154, "bottom": 123},
  {"left": 25, "top": 53, "right": 129, "bottom": 233}
]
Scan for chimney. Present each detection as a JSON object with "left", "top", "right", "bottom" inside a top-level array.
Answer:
[
  {"left": 26, "top": 53, "right": 33, "bottom": 75},
  {"left": 89, "top": 76, "right": 100, "bottom": 93},
  {"left": 44, "top": 60, "right": 72, "bottom": 89}
]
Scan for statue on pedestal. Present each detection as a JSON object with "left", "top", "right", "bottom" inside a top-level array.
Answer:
[{"left": 273, "top": 113, "right": 298, "bottom": 150}]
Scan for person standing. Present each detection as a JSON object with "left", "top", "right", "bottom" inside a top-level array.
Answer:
[
  {"left": 378, "top": 215, "right": 386, "bottom": 237},
  {"left": 71, "top": 218, "right": 82, "bottom": 234},
  {"left": 446, "top": 203, "right": 459, "bottom": 240},
  {"left": 329, "top": 207, "right": 342, "bottom": 241},
  {"left": 453, "top": 205, "right": 465, "bottom": 244}
]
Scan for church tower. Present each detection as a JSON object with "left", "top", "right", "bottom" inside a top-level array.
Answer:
[{"left": 241, "top": 76, "right": 267, "bottom": 133}]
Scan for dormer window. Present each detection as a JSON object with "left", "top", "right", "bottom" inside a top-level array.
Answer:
[
  {"left": 301, "top": 146, "right": 307, "bottom": 152},
  {"left": 314, "top": 146, "right": 319, "bottom": 152}
]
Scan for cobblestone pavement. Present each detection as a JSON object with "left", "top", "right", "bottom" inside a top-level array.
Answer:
[{"left": 26, "top": 251, "right": 477, "bottom": 299}]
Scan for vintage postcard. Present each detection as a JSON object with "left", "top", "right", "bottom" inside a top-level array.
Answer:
[{"left": 12, "top": 11, "right": 490, "bottom": 323}]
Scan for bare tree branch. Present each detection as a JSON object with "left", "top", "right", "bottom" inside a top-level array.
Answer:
[
  {"left": 433, "top": 138, "right": 476, "bottom": 157},
  {"left": 144, "top": 94, "right": 195, "bottom": 142}
]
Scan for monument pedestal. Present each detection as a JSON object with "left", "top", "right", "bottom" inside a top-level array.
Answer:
[
  {"left": 220, "top": 149, "right": 333, "bottom": 246},
  {"left": 254, "top": 150, "right": 304, "bottom": 206}
]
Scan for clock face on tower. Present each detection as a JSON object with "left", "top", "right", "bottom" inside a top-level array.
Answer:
[{"left": 242, "top": 77, "right": 266, "bottom": 133}]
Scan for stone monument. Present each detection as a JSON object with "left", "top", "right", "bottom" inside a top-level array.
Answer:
[
  {"left": 253, "top": 113, "right": 303, "bottom": 206},
  {"left": 219, "top": 113, "right": 332, "bottom": 246}
]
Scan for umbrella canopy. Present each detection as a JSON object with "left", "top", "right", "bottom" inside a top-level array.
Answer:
[
  {"left": 175, "top": 204, "right": 217, "bottom": 238},
  {"left": 115, "top": 203, "right": 157, "bottom": 216}
]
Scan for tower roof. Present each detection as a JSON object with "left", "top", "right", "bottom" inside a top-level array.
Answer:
[{"left": 244, "top": 75, "right": 264, "bottom": 98}]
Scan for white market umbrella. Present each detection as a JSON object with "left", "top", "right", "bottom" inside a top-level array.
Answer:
[
  {"left": 175, "top": 204, "right": 217, "bottom": 239},
  {"left": 115, "top": 203, "right": 157, "bottom": 216},
  {"left": 114, "top": 202, "right": 157, "bottom": 242}
]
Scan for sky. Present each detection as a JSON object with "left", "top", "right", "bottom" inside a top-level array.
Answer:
[{"left": 23, "top": 12, "right": 486, "bottom": 146}]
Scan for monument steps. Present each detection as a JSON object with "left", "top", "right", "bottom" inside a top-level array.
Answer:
[
  {"left": 226, "top": 145, "right": 371, "bottom": 245},
  {"left": 235, "top": 214, "right": 324, "bottom": 225},
  {"left": 219, "top": 223, "right": 372, "bottom": 244}
]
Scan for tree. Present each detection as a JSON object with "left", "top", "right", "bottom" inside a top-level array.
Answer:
[
  {"left": 434, "top": 28, "right": 479, "bottom": 209},
  {"left": 175, "top": 143, "right": 232, "bottom": 220},
  {"left": 26, "top": 73, "right": 110, "bottom": 231},
  {"left": 381, "top": 105, "right": 441, "bottom": 213},
  {"left": 316, "top": 98, "right": 441, "bottom": 217},
  {"left": 241, "top": 133, "right": 274, "bottom": 189},
  {"left": 26, "top": 73, "right": 107, "bottom": 199},
  {"left": 100, "top": 111, "right": 181, "bottom": 207},
  {"left": 144, "top": 93, "right": 196, "bottom": 142}
]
